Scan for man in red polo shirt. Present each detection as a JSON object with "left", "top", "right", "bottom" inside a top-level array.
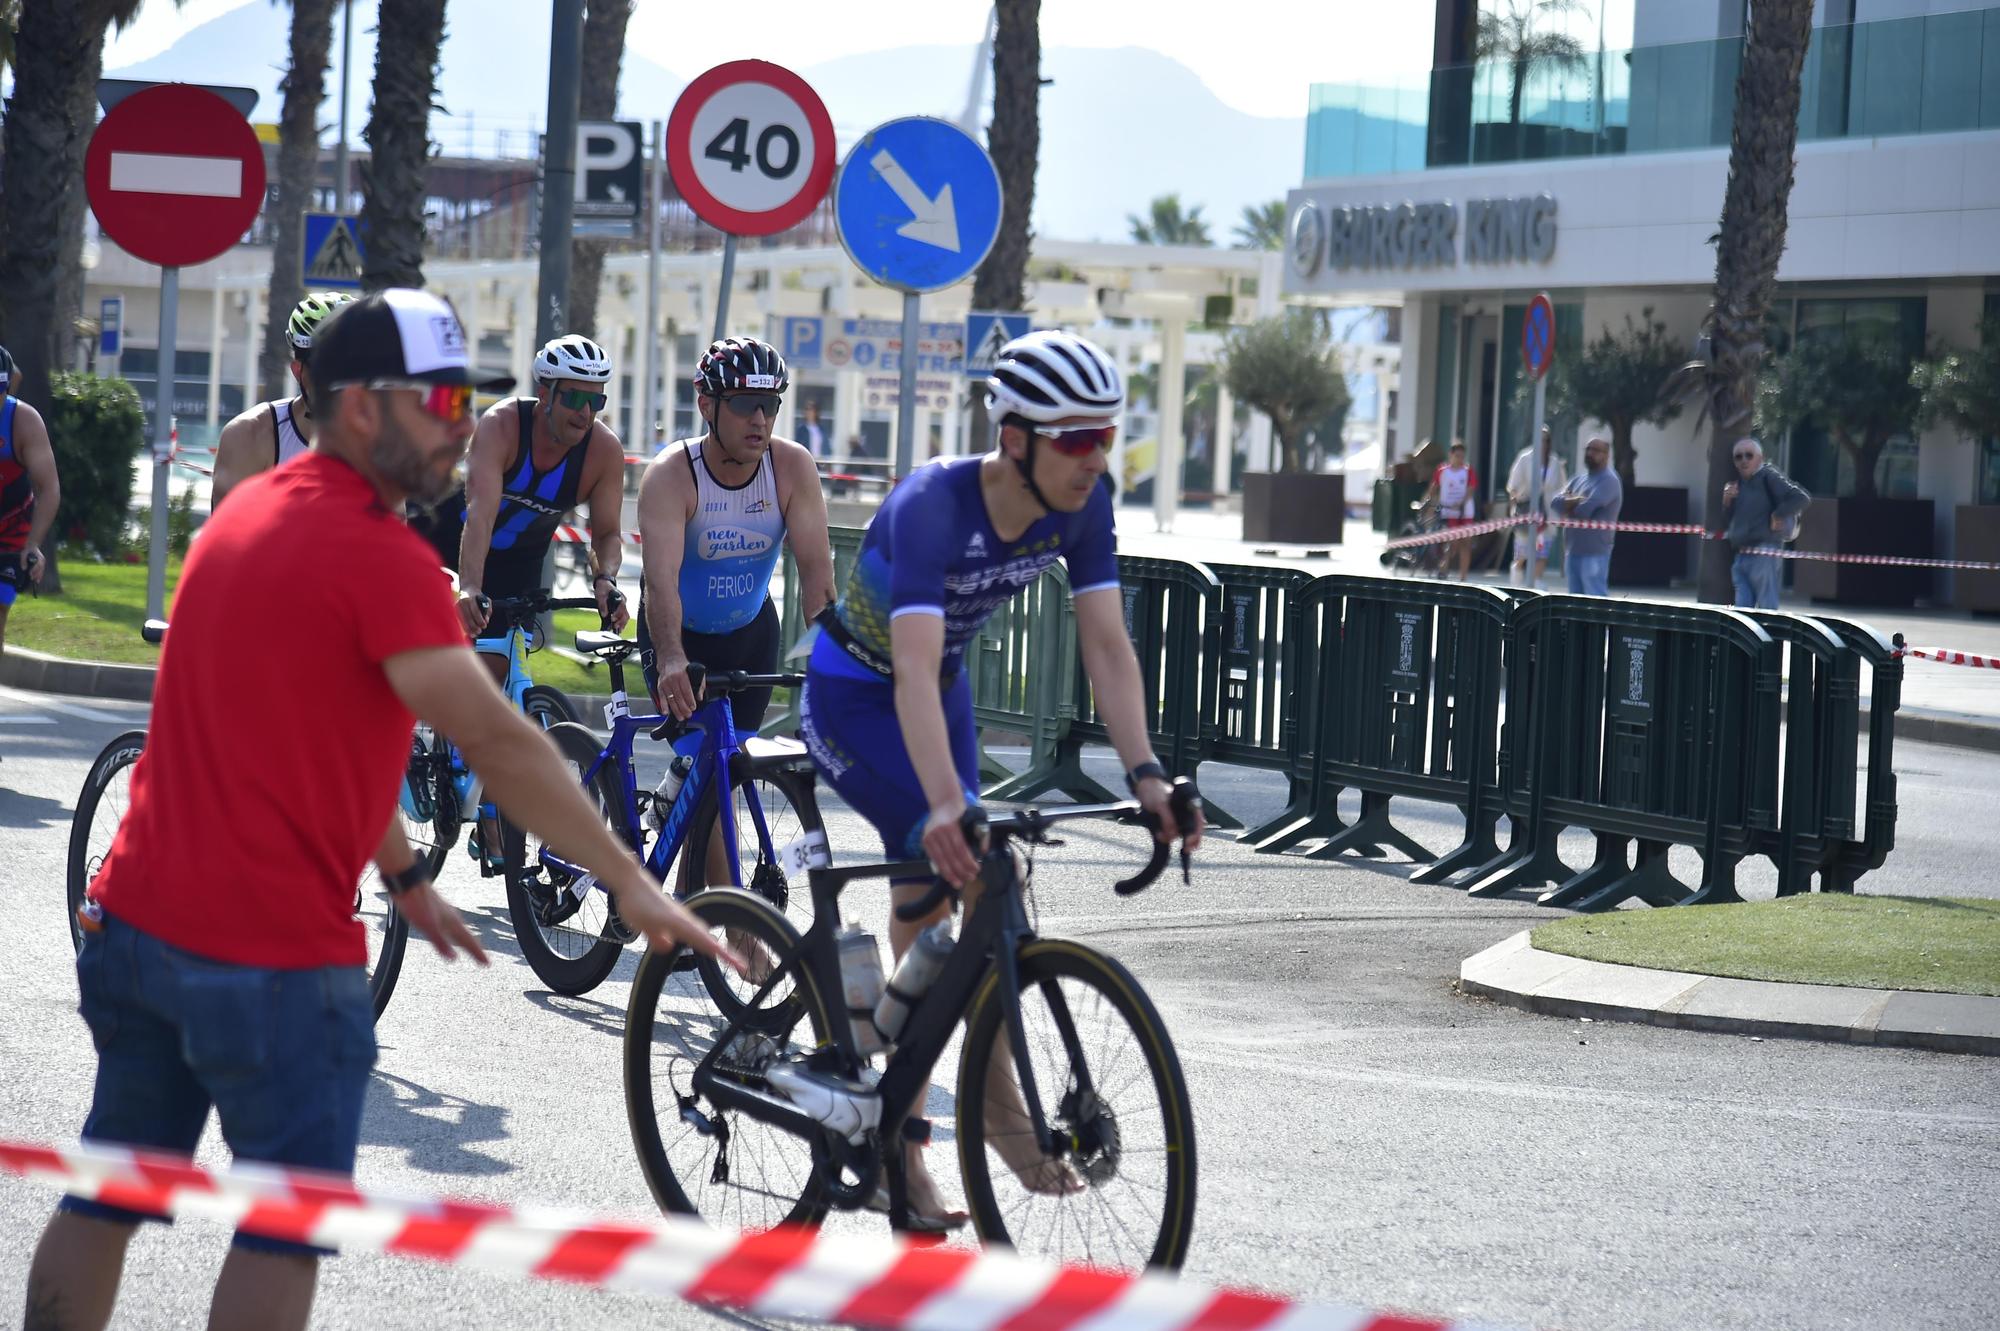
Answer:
[{"left": 24, "top": 290, "right": 734, "bottom": 1331}]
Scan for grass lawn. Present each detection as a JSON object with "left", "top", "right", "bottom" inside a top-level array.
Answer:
[
  {"left": 1533, "top": 895, "right": 2000, "bottom": 997},
  {"left": 6, "top": 557, "right": 180, "bottom": 664}
]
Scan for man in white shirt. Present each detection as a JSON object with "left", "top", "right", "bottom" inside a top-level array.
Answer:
[{"left": 1506, "top": 425, "right": 1568, "bottom": 587}]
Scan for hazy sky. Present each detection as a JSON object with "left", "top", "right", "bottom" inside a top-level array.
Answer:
[{"left": 104, "top": 0, "right": 1462, "bottom": 121}]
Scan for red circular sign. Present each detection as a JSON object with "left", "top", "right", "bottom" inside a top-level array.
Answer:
[
  {"left": 667, "top": 61, "right": 834, "bottom": 237},
  {"left": 85, "top": 84, "right": 267, "bottom": 269}
]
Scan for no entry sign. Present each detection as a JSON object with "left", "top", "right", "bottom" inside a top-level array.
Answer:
[{"left": 85, "top": 83, "right": 267, "bottom": 269}]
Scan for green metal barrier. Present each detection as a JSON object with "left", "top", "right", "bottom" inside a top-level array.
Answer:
[
  {"left": 1246, "top": 575, "right": 1512, "bottom": 871},
  {"left": 1459, "top": 595, "right": 1782, "bottom": 911},
  {"left": 972, "top": 561, "right": 1081, "bottom": 795},
  {"left": 1204, "top": 563, "right": 1315, "bottom": 841},
  {"left": 763, "top": 525, "right": 867, "bottom": 736}
]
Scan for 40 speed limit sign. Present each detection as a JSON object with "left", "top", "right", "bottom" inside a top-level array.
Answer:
[{"left": 666, "top": 60, "right": 835, "bottom": 237}]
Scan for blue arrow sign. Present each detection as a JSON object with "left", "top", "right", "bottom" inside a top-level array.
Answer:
[
  {"left": 301, "top": 211, "right": 366, "bottom": 291},
  {"left": 834, "top": 117, "right": 1002, "bottom": 295},
  {"left": 963, "top": 311, "right": 1029, "bottom": 378}
]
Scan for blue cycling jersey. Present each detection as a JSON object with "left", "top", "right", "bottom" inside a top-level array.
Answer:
[{"left": 818, "top": 455, "right": 1120, "bottom": 682}]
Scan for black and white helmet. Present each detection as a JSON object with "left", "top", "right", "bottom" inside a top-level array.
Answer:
[
  {"left": 694, "top": 337, "right": 788, "bottom": 396},
  {"left": 986, "top": 330, "right": 1123, "bottom": 425},
  {"left": 534, "top": 334, "right": 612, "bottom": 384}
]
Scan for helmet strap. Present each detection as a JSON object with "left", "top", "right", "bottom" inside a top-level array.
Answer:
[{"left": 1007, "top": 422, "right": 1054, "bottom": 516}]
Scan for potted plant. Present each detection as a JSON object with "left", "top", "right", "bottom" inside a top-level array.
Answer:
[
  {"left": 1912, "top": 315, "right": 2000, "bottom": 611},
  {"left": 1757, "top": 327, "right": 1932, "bottom": 606},
  {"left": 1219, "top": 310, "right": 1353, "bottom": 543},
  {"left": 1550, "top": 307, "right": 1696, "bottom": 585}
]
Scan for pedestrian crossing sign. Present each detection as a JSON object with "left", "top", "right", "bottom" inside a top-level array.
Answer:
[
  {"left": 963, "top": 311, "right": 1029, "bottom": 378},
  {"left": 301, "top": 211, "right": 366, "bottom": 290}
]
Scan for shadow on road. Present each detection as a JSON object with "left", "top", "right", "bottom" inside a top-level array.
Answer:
[
  {"left": 523, "top": 988, "right": 626, "bottom": 1039},
  {"left": 0, "top": 786, "right": 70, "bottom": 828},
  {"left": 360, "top": 1068, "right": 513, "bottom": 1177}
]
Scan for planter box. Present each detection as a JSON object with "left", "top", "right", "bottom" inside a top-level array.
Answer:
[
  {"left": 1793, "top": 496, "right": 1934, "bottom": 607},
  {"left": 1608, "top": 484, "right": 1690, "bottom": 588},
  {"left": 1242, "top": 470, "right": 1345, "bottom": 544},
  {"left": 1955, "top": 505, "right": 2000, "bottom": 612}
]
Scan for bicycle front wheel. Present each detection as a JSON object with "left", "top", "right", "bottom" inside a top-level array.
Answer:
[
  {"left": 354, "top": 875, "right": 409, "bottom": 1019},
  {"left": 624, "top": 889, "right": 831, "bottom": 1234},
  {"left": 684, "top": 763, "right": 823, "bottom": 939},
  {"left": 503, "top": 721, "right": 629, "bottom": 995},
  {"left": 67, "top": 730, "right": 148, "bottom": 954},
  {"left": 956, "top": 938, "right": 1197, "bottom": 1272},
  {"left": 522, "top": 683, "right": 579, "bottom": 729}
]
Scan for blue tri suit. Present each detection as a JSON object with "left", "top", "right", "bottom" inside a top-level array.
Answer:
[{"left": 799, "top": 456, "right": 1120, "bottom": 859}]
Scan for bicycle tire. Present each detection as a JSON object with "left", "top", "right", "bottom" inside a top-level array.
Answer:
[
  {"left": 624, "top": 889, "right": 832, "bottom": 1232},
  {"left": 682, "top": 762, "right": 823, "bottom": 942},
  {"left": 503, "top": 721, "right": 628, "bottom": 995},
  {"left": 398, "top": 726, "right": 453, "bottom": 881},
  {"left": 67, "top": 730, "right": 148, "bottom": 954},
  {"left": 956, "top": 938, "right": 1198, "bottom": 1273},
  {"left": 522, "top": 684, "right": 579, "bottom": 729},
  {"left": 357, "top": 879, "right": 409, "bottom": 1020}
]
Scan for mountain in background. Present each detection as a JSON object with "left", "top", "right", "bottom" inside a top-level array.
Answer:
[{"left": 106, "top": 0, "right": 1325, "bottom": 244}]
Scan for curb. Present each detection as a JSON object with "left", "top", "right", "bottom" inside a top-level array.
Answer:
[
  {"left": 1459, "top": 930, "right": 2000, "bottom": 1057},
  {"left": 0, "top": 645, "right": 155, "bottom": 702}
]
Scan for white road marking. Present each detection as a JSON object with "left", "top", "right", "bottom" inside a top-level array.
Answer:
[
  {"left": 0, "top": 715, "right": 55, "bottom": 724},
  {"left": 0, "top": 687, "right": 132, "bottom": 723}
]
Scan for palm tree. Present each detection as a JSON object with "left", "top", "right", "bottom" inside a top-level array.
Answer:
[
  {"left": 360, "top": 0, "right": 448, "bottom": 291},
  {"left": 1475, "top": 0, "right": 1587, "bottom": 128},
  {"left": 1695, "top": 0, "right": 1814, "bottom": 602},
  {"left": 968, "top": 0, "right": 1042, "bottom": 447},
  {"left": 566, "top": 0, "right": 635, "bottom": 338},
  {"left": 260, "top": 0, "right": 337, "bottom": 400},
  {"left": 1128, "top": 193, "right": 1212, "bottom": 247},
  {"left": 1231, "top": 200, "right": 1285, "bottom": 251},
  {"left": 0, "top": 0, "right": 173, "bottom": 416}
]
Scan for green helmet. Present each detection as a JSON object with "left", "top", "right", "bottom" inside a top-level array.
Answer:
[{"left": 286, "top": 291, "right": 354, "bottom": 355}]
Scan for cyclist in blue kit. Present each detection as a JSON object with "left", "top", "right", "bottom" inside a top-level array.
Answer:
[
  {"left": 799, "top": 329, "right": 1204, "bottom": 1229},
  {"left": 638, "top": 336, "right": 835, "bottom": 889}
]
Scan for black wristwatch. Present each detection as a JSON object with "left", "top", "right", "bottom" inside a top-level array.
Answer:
[
  {"left": 1125, "top": 761, "right": 1169, "bottom": 793},
  {"left": 380, "top": 863, "right": 431, "bottom": 897}
]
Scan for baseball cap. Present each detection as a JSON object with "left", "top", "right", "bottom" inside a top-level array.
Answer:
[{"left": 311, "top": 288, "right": 514, "bottom": 393}]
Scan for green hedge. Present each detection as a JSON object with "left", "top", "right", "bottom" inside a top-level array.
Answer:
[{"left": 48, "top": 371, "right": 147, "bottom": 556}]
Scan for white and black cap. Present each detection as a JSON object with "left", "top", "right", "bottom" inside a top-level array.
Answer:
[{"left": 312, "top": 288, "right": 514, "bottom": 392}]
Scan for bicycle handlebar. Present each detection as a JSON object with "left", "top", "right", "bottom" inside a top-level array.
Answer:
[
  {"left": 645, "top": 665, "right": 807, "bottom": 741},
  {"left": 891, "top": 778, "right": 1202, "bottom": 922},
  {"left": 479, "top": 588, "right": 613, "bottom": 617}
]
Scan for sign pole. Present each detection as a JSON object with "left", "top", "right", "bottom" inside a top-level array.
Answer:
[
  {"left": 896, "top": 292, "right": 920, "bottom": 478},
  {"left": 534, "top": 0, "right": 584, "bottom": 346},
  {"left": 643, "top": 119, "right": 663, "bottom": 446},
  {"left": 1528, "top": 375, "right": 1548, "bottom": 522},
  {"left": 712, "top": 234, "right": 737, "bottom": 342},
  {"left": 146, "top": 266, "right": 179, "bottom": 622}
]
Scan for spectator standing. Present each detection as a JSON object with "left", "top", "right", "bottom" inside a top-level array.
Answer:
[
  {"left": 1722, "top": 437, "right": 1811, "bottom": 610},
  {"left": 1424, "top": 438, "right": 1480, "bottom": 581},
  {"left": 1556, "top": 435, "right": 1622, "bottom": 596},
  {"left": 1506, "top": 425, "right": 1567, "bottom": 587}
]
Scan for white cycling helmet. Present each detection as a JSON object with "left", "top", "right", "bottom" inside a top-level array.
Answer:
[
  {"left": 985, "top": 329, "right": 1124, "bottom": 425},
  {"left": 533, "top": 334, "right": 613, "bottom": 384}
]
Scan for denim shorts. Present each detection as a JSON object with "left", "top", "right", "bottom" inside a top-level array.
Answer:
[{"left": 61, "top": 913, "right": 378, "bottom": 1257}]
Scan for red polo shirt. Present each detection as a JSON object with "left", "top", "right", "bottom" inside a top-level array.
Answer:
[{"left": 94, "top": 452, "right": 464, "bottom": 968}]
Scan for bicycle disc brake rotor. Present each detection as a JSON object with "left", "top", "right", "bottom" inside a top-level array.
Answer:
[
  {"left": 1058, "top": 1085, "right": 1123, "bottom": 1186},
  {"left": 748, "top": 861, "right": 789, "bottom": 913}
]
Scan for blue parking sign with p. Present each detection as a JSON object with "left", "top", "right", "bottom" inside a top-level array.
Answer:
[{"left": 781, "top": 316, "right": 824, "bottom": 369}]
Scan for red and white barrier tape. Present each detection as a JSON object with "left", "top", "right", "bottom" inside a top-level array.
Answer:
[
  {"left": 1896, "top": 646, "right": 2000, "bottom": 670},
  {"left": 1384, "top": 512, "right": 2000, "bottom": 571},
  {"left": 557, "top": 523, "right": 642, "bottom": 548},
  {"left": 0, "top": 1138, "right": 1506, "bottom": 1331}
]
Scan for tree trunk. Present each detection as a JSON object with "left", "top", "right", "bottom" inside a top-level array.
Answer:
[
  {"left": 261, "top": 0, "right": 337, "bottom": 401},
  {"left": 566, "top": 0, "right": 634, "bottom": 340},
  {"left": 1697, "top": 0, "right": 1814, "bottom": 603},
  {"left": 361, "top": 0, "right": 449, "bottom": 291},
  {"left": 1849, "top": 431, "right": 1885, "bottom": 500},
  {"left": 1509, "top": 55, "right": 1527, "bottom": 125},
  {"left": 52, "top": 34, "right": 107, "bottom": 379},
  {"left": 0, "top": 0, "right": 109, "bottom": 418},
  {"left": 1611, "top": 414, "right": 1637, "bottom": 490},
  {"left": 968, "top": 0, "right": 1041, "bottom": 450}
]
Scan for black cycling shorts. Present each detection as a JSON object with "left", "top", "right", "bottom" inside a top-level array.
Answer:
[{"left": 639, "top": 596, "right": 780, "bottom": 735}]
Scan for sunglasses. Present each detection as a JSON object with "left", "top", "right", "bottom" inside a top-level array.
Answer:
[
  {"left": 555, "top": 387, "right": 608, "bottom": 412},
  {"left": 333, "top": 378, "right": 475, "bottom": 423},
  {"left": 720, "top": 392, "right": 783, "bottom": 419},
  {"left": 1038, "top": 423, "right": 1118, "bottom": 457},
  {"left": 1733, "top": 450, "right": 1759, "bottom": 461}
]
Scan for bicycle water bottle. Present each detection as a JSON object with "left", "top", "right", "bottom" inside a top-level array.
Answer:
[
  {"left": 834, "top": 925, "right": 889, "bottom": 1057},
  {"left": 643, "top": 733, "right": 702, "bottom": 832},
  {"left": 871, "top": 921, "right": 954, "bottom": 1046}
]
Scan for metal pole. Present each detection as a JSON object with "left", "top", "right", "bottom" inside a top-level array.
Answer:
[
  {"left": 642, "top": 119, "right": 663, "bottom": 448},
  {"left": 1528, "top": 374, "right": 1548, "bottom": 527},
  {"left": 895, "top": 292, "right": 919, "bottom": 478},
  {"left": 334, "top": 0, "right": 353, "bottom": 205},
  {"left": 147, "top": 267, "right": 179, "bottom": 622},
  {"left": 535, "top": 0, "right": 585, "bottom": 346},
  {"left": 711, "top": 234, "right": 737, "bottom": 342}
]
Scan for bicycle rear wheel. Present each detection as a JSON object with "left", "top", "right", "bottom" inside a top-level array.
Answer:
[
  {"left": 354, "top": 875, "right": 408, "bottom": 1019},
  {"left": 67, "top": 730, "right": 148, "bottom": 954},
  {"left": 624, "top": 889, "right": 831, "bottom": 1233},
  {"left": 522, "top": 684, "right": 579, "bottom": 729},
  {"left": 398, "top": 725, "right": 454, "bottom": 880},
  {"left": 956, "top": 938, "right": 1197, "bottom": 1272},
  {"left": 503, "top": 721, "right": 628, "bottom": 995}
]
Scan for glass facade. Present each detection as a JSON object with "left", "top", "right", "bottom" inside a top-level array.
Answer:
[
  {"left": 1304, "top": 11, "right": 2000, "bottom": 180},
  {"left": 1980, "top": 293, "right": 2000, "bottom": 506},
  {"left": 1780, "top": 296, "right": 1927, "bottom": 500}
]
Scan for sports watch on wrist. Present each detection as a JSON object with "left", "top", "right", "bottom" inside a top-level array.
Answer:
[
  {"left": 1125, "top": 761, "right": 1169, "bottom": 793},
  {"left": 379, "top": 863, "right": 430, "bottom": 897}
]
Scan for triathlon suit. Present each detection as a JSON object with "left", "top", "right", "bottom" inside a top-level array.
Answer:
[
  {"left": 414, "top": 400, "right": 592, "bottom": 634},
  {"left": 637, "top": 438, "right": 787, "bottom": 732},
  {"left": 0, "top": 398, "right": 33, "bottom": 607},
  {"left": 799, "top": 456, "right": 1119, "bottom": 858},
  {"left": 1434, "top": 463, "right": 1478, "bottom": 527},
  {"left": 269, "top": 398, "right": 311, "bottom": 467}
]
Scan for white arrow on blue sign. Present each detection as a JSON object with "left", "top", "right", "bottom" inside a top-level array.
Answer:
[
  {"left": 963, "top": 311, "right": 1029, "bottom": 378},
  {"left": 834, "top": 117, "right": 1002, "bottom": 295}
]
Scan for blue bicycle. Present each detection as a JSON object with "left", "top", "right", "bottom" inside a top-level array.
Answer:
[
  {"left": 501, "top": 631, "right": 824, "bottom": 995},
  {"left": 398, "top": 590, "right": 597, "bottom": 880}
]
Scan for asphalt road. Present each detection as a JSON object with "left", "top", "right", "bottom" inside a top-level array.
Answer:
[{"left": 0, "top": 686, "right": 1995, "bottom": 1331}]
